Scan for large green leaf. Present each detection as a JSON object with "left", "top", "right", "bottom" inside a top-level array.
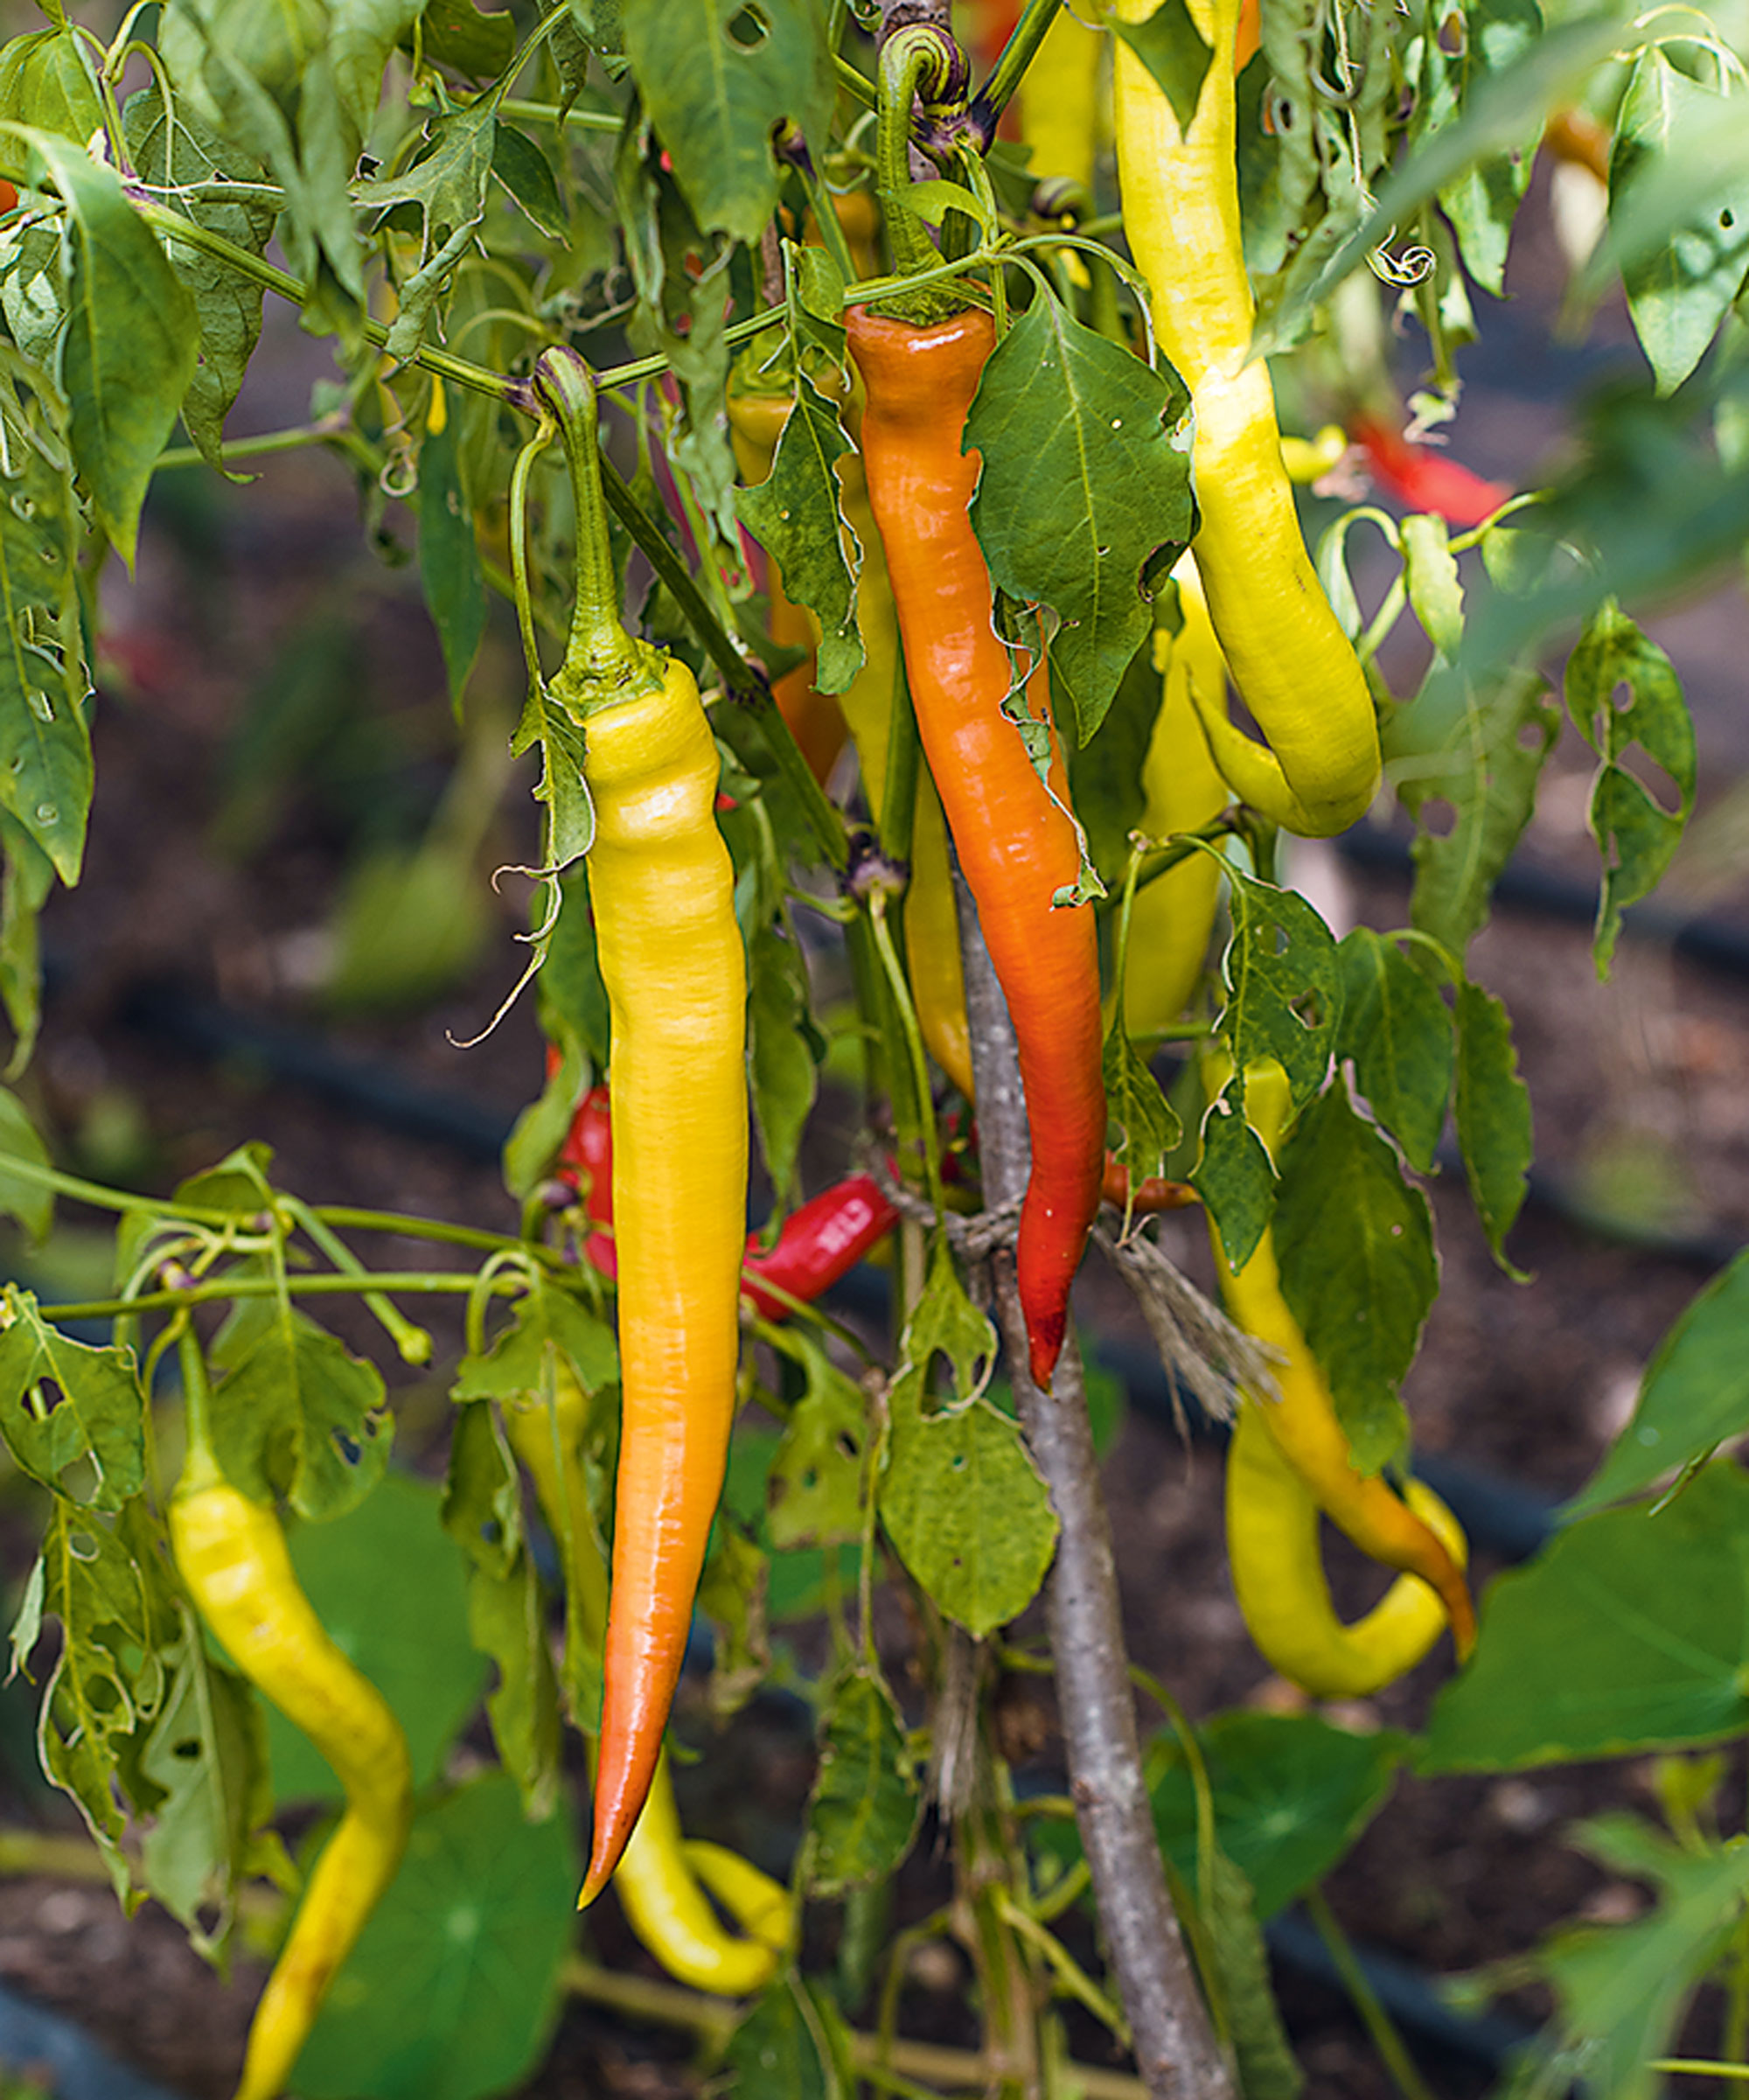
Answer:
[
  {"left": 263, "top": 1474, "right": 487, "bottom": 1806},
  {"left": 122, "top": 92, "right": 276, "bottom": 470},
  {"left": 0, "top": 1285, "right": 145, "bottom": 1509},
  {"left": 1611, "top": 50, "right": 1749, "bottom": 397},
  {"left": 1150, "top": 1713, "right": 1408, "bottom": 1923},
  {"left": 1564, "top": 598, "right": 1695, "bottom": 976},
  {"left": 1216, "top": 863, "right": 1343, "bottom": 1115},
  {"left": 966, "top": 296, "right": 1195, "bottom": 744},
  {"left": 1531, "top": 1815, "right": 1749, "bottom": 2100},
  {"left": 1453, "top": 974, "right": 1531, "bottom": 1272},
  {"left": 804, "top": 1666, "right": 920, "bottom": 1895},
  {"left": 1274, "top": 1082, "right": 1437, "bottom": 1473},
  {"left": 622, "top": 0, "right": 833, "bottom": 243},
  {"left": 1569, "top": 1253, "right": 1749, "bottom": 1515},
  {"left": 295, "top": 1773, "right": 580, "bottom": 2100},
  {"left": 766, "top": 1336, "right": 869, "bottom": 1551},
  {"left": 1336, "top": 927, "right": 1454, "bottom": 1175},
  {"left": 357, "top": 94, "right": 498, "bottom": 358},
  {"left": 210, "top": 1298, "right": 393, "bottom": 1522},
  {"left": 1423, "top": 1462, "right": 1749, "bottom": 1770},
  {"left": 26, "top": 133, "right": 198, "bottom": 565},
  {"left": 0, "top": 26, "right": 105, "bottom": 185}
]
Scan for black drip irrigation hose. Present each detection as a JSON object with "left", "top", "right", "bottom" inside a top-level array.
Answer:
[{"left": 0, "top": 1979, "right": 182, "bottom": 2100}]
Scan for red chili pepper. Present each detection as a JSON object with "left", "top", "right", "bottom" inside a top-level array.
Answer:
[
  {"left": 556, "top": 1078, "right": 897, "bottom": 1312},
  {"left": 1349, "top": 415, "right": 1511, "bottom": 528}
]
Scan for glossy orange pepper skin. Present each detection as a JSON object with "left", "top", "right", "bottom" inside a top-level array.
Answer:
[{"left": 847, "top": 305, "right": 1105, "bottom": 1387}]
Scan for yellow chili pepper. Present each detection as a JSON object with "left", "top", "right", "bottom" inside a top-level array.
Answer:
[
  {"left": 1123, "top": 555, "right": 1232, "bottom": 1041},
  {"left": 533, "top": 348, "right": 749, "bottom": 1908},
  {"left": 504, "top": 1375, "right": 791, "bottom": 1995},
  {"left": 1202, "top": 1057, "right": 1476, "bottom": 1664},
  {"left": 1226, "top": 1396, "right": 1469, "bottom": 1697},
  {"left": 1112, "top": 0, "right": 1381, "bottom": 835},
  {"left": 169, "top": 1340, "right": 411, "bottom": 2100}
]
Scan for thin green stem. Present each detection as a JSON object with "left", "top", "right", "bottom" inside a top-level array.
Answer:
[
  {"left": 155, "top": 418, "right": 384, "bottom": 478},
  {"left": 868, "top": 888, "right": 944, "bottom": 1218},
  {"left": 973, "top": 0, "right": 1063, "bottom": 134},
  {"left": 174, "top": 1321, "right": 220, "bottom": 1485},
  {"left": 0, "top": 1151, "right": 256, "bottom": 1225},
  {"left": 45, "top": 1271, "right": 513, "bottom": 1324},
  {"left": 509, "top": 413, "right": 559, "bottom": 686},
  {"left": 308, "top": 1206, "right": 565, "bottom": 1258},
  {"left": 1304, "top": 1887, "right": 1441, "bottom": 2100},
  {"left": 283, "top": 1199, "right": 434, "bottom": 1365},
  {"left": 1128, "top": 815, "right": 1240, "bottom": 897},
  {"left": 797, "top": 157, "right": 861, "bottom": 285},
  {"left": 498, "top": 95, "right": 621, "bottom": 132},
  {"left": 533, "top": 349, "right": 654, "bottom": 691},
  {"left": 878, "top": 654, "right": 921, "bottom": 866},
  {"left": 835, "top": 52, "right": 878, "bottom": 109}
]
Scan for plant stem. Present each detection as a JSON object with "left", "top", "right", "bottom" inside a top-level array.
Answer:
[
  {"left": 44, "top": 1271, "right": 515, "bottom": 1323},
  {"left": 309, "top": 1206, "right": 560, "bottom": 1257},
  {"left": 1305, "top": 1887, "right": 1440, "bottom": 2100},
  {"left": 497, "top": 96, "right": 622, "bottom": 131},
  {"left": 952, "top": 866, "right": 1235, "bottom": 2100},
  {"left": 972, "top": 0, "right": 1063, "bottom": 136},
  {"left": 1129, "top": 815, "right": 1239, "bottom": 897},
  {"left": 561, "top": 1957, "right": 1153, "bottom": 2096}
]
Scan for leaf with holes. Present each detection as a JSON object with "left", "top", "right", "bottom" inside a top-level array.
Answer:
[
  {"left": 209, "top": 1301, "right": 393, "bottom": 1523},
  {"left": 1216, "top": 861, "right": 1342, "bottom": 1115},
  {"left": 805, "top": 1666, "right": 920, "bottom": 1894},
  {"left": 1564, "top": 598, "right": 1695, "bottom": 976},
  {"left": 880, "top": 1373, "right": 1058, "bottom": 1637},
  {"left": 1454, "top": 975, "right": 1531, "bottom": 1273},
  {"left": 0, "top": 1286, "right": 145, "bottom": 1510},
  {"left": 1612, "top": 49, "right": 1749, "bottom": 396},
  {"left": 623, "top": 0, "right": 833, "bottom": 244},
  {"left": 357, "top": 97, "right": 498, "bottom": 359},
  {"left": 966, "top": 296, "right": 1195, "bottom": 743},
  {"left": 1337, "top": 928, "right": 1453, "bottom": 1174},
  {"left": 1193, "top": 1076, "right": 1279, "bottom": 1273},
  {"left": 735, "top": 367, "right": 863, "bottom": 695},
  {"left": 767, "top": 1337, "right": 868, "bottom": 1549},
  {"left": 1273, "top": 1081, "right": 1437, "bottom": 1473}
]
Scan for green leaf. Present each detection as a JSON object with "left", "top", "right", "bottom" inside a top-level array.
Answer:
[
  {"left": 1150, "top": 1713, "right": 1407, "bottom": 1922},
  {"left": 491, "top": 122, "right": 569, "bottom": 239},
  {"left": 1564, "top": 599, "right": 1696, "bottom": 976},
  {"left": 1108, "top": 0, "right": 1213, "bottom": 131},
  {"left": 1216, "top": 862, "right": 1343, "bottom": 1115},
  {"left": 1068, "top": 628, "right": 1161, "bottom": 886},
  {"left": 1202, "top": 1850, "right": 1305, "bottom": 2099},
  {"left": 122, "top": 92, "right": 275, "bottom": 471},
  {"left": 1422, "top": 1462, "right": 1749, "bottom": 1769},
  {"left": 696, "top": 1521, "right": 769, "bottom": 1720},
  {"left": 413, "top": 0, "right": 518, "bottom": 77},
  {"left": 748, "top": 919, "right": 819, "bottom": 1203},
  {"left": 1532, "top": 1814, "right": 1749, "bottom": 2100},
  {"left": 880, "top": 1382, "right": 1057, "bottom": 1638},
  {"left": 1192, "top": 1076, "right": 1278, "bottom": 1273},
  {"left": 23, "top": 1497, "right": 179, "bottom": 1903},
  {"left": 0, "top": 812, "right": 53, "bottom": 1074},
  {"left": 452, "top": 1277, "right": 619, "bottom": 1411},
  {"left": 1453, "top": 974, "right": 1531, "bottom": 1273},
  {"left": 1612, "top": 51, "right": 1749, "bottom": 396},
  {"left": 1426, "top": 0, "right": 1543, "bottom": 298},
  {"left": 0, "top": 637, "right": 91, "bottom": 889},
  {"left": 1104, "top": 1011, "right": 1182, "bottom": 1188},
  {"left": 966, "top": 295, "right": 1195, "bottom": 743},
  {"left": 622, "top": 0, "right": 833, "bottom": 244},
  {"left": 0, "top": 28, "right": 104, "bottom": 185},
  {"left": 726, "top": 1974, "right": 838, "bottom": 2098},
  {"left": 465, "top": 1552, "right": 561, "bottom": 1819},
  {"left": 805, "top": 1666, "right": 921, "bottom": 1897},
  {"left": 1569, "top": 1252, "right": 1749, "bottom": 1515},
  {"left": 136, "top": 1629, "right": 289, "bottom": 1955},
  {"left": 538, "top": 866, "right": 611, "bottom": 1069},
  {"left": 295, "top": 1772, "right": 580, "bottom": 2100},
  {"left": 418, "top": 413, "right": 487, "bottom": 703},
  {"left": 210, "top": 1301, "right": 393, "bottom": 1522},
  {"left": 1400, "top": 513, "right": 1464, "bottom": 655},
  {"left": 512, "top": 677, "right": 594, "bottom": 874},
  {"left": 262, "top": 1474, "right": 488, "bottom": 1807},
  {"left": 766, "top": 1336, "right": 869, "bottom": 1550},
  {"left": 1273, "top": 1082, "right": 1437, "bottom": 1474},
  {"left": 359, "top": 97, "right": 498, "bottom": 359},
  {"left": 735, "top": 367, "right": 862, "bottom": 696},
  {"left": 442, "top": 1386, "right": 524, "bottom": 1583},
  {"left": 0, "top": 1085, "right": 50, "bottom": 1238},
  {"left": 1336, "top": 929, "right": 1454, "bottom": 1175},
  {"left": 25, "top": 132, "right": 199, "bottom": 566},
  {"left": 0, "top": 1285, "right": 145, "bottom": 1508},
  {"left": 1403, "top": 660, "right": 1560, "bottom": 962}
]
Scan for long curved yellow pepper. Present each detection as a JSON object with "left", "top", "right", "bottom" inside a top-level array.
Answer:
[
  {"left": 1019, "top": 10, "right": 1104, "bottom": 195},
  {"left": 1203, "top": 1057, "right": 1476, "bottom": 1668},
  {"left": 1124, "top": 555, "right": 1233, "bottom": 1040},
  {"left": 1225, "top": 1399, "right": 1470, "bottom": 1697},
  {"left": 169, "top": 1397, "right": 412, "bottom": 2100},
  {"left": 504, "top": 1378, "right": 791, "bottom": 1994},
  {"left": 534, "top": 349, "right": 749, "bottom": 1908},
  {"left": 1112, "top": 0, "right": 1380, "bottom": 835}
]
